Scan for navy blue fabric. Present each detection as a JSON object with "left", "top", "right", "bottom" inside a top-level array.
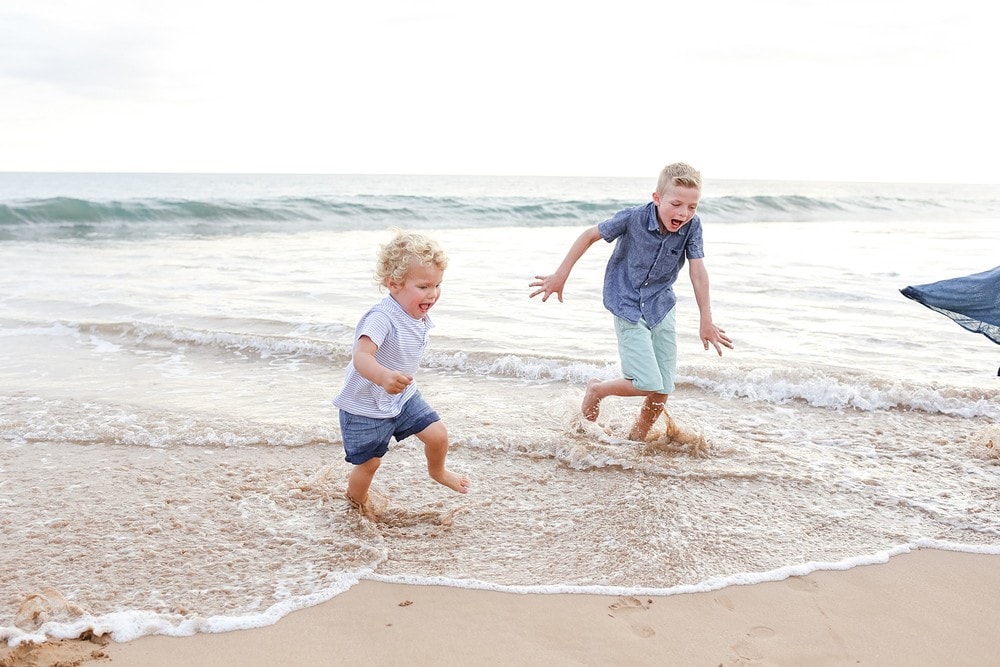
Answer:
[{"left": 900, "top": 265, "right": 1000, "bottom": 345}]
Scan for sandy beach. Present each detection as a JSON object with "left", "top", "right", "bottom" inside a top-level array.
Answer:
[{"left": 3, "top": 548, "right": 997, "bottom": 666}]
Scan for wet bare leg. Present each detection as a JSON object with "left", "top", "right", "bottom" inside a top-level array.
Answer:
[
  {"left": 347, "top": 457, "right": 381, "bottom": 507},
  {"left": 583, "top": 378, "right": 649, "bottom": 422},
  {"left": 418, "top": 421, "right": 470, "bottom": 494},
  {"left": 629, "top": 393, "right": 668, "bottom": 442}
]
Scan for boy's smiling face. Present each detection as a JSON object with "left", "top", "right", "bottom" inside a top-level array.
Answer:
[
  {"left": 387, "top": 261, "right": 444, "bottom": 320},
  {"left": 652, "top": 184, "right": 701, "bottom": 233}
]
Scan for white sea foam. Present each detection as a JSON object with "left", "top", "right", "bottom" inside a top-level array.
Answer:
[{"left": 6, "top": 542, "right": 1000, "bottom": 647}]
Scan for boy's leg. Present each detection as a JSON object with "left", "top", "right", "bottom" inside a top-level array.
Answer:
[
  {"left": 347, "top": 457, "right": 381, "bottom": 506},
  {"left": 630, "top": 393, "right": 668, "bottom": 442},
  {"left": 630, "top": 309, "right": 677, "bottom": 441},
  {"left": 415, "top": 421, "right": 470, "bottom": 494},
  {"left": 339, "top": 409, "right": 392, "bottom": 507},
  {"left": 582, "top": 378, "right": 649, "bottom": 421}
]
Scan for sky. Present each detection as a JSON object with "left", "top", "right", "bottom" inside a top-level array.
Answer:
[{"left": 1, "top": 0, "right": 998, "bottom": 183}]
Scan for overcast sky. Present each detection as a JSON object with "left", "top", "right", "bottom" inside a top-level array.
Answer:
[{"left": 1, "top": 0, "right": 997, "bottom": 183}]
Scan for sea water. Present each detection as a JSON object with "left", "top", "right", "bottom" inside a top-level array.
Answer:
[{"left": 1, "top": 172, "right": 998, "bottom": 644}]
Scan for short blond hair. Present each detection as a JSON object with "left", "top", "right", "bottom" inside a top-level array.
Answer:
[
  {"left": 374, "top": 229, "right": 448, "bottom": 288},
  {"left": 656, "top": 162, "right": 702, "bottom": 195}
]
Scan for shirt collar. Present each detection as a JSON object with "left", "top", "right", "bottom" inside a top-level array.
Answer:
[{"left": 645, "top": 201, "right": 660, "bottom": 233}]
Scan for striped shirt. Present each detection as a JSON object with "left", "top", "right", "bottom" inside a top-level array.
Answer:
[{"left": 332, "top": 295, "right": 434, "bottom": 418}]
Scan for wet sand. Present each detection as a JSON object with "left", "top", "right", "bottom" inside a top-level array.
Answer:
[{"left": 4, "top": 548, "right": 998, "bottom": 666}]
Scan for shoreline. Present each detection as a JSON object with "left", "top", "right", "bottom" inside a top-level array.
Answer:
[{"left": 4, "top": 548, "right": 999, "bottom": 666}]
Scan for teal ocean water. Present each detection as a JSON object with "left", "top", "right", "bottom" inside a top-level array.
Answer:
[{"left": 2, "top": 172, "right": 998, "bottom": 644}]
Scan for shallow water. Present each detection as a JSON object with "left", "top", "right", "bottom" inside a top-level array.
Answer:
[{"left": 2, "top": 173, "right": 998, "bottom": 643}]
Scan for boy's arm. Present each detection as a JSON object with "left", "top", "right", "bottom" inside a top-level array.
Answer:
[
  {"left": 529, "top": 225, "right": 603, "bottom": 302},
  {"left": 352, "top": 335, "right": 413, "bottom": 394},
  {"left": 688, "top": 258, "right": 734, "bottom": 356}
]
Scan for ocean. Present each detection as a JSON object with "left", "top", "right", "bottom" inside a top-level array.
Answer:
[{"left": 2, "top": 172, "right": 998, "bottom": 644}]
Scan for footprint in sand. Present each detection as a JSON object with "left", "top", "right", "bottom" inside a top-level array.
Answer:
[
  {"left": 785, "top": 575, "right": 819, "bottom": 592},
  {"left": 730, "top": 625, "right": 777, "bottom": 661},
  {"left": 607, "top": 596, "right": 656, "bottom": 638},
  {"left": 713, "top": 595, "right": 735, "bottom": 611}
]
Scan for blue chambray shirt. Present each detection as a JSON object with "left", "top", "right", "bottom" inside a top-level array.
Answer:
[{"left": 597, "top": 201, "right": 704, "bottom": 327}]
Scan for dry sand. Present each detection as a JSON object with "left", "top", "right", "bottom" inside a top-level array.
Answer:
[{"left": 3, "top": 548, "right": 998, "bottom": 666}]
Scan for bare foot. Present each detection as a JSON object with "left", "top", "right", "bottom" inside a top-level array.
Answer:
[
  {"left": 345, "top": 491, "right": 379, "bottom": 521},
  {"left": 432, "top": 469, "right": 471, "bottom": 494},
  {"left": 582, "top": 378, "right": 601, "bottom": 421},
  {"left": 345, "top": 491, "right": 370, "bottom": 511}
]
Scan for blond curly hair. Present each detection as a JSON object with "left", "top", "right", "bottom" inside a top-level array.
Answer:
[{"left": 375, "top": 228, "right": 448, "bottom": 288}]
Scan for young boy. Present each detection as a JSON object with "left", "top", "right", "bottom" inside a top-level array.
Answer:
[
  {"left": 529, "top": 162, "right": 733, "bottom": 442},
  {"left": 333, "top": 230, "right": 470, "bottom": 508}
]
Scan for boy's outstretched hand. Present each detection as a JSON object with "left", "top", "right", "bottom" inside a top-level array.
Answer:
[
  {"left": 701, "top": 322, "right": 734, "bottom": 356},
  {"left": 528, "top": 274, "right": 566, "bottom": 302}
]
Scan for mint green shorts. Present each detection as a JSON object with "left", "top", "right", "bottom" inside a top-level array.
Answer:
[{"left": 613, "top": 309, "right": 677, "bottom": 394}]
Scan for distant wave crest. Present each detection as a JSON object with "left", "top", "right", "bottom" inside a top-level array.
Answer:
[{"left": 3, "top": 191, "right": 998, "bottom": 241}]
